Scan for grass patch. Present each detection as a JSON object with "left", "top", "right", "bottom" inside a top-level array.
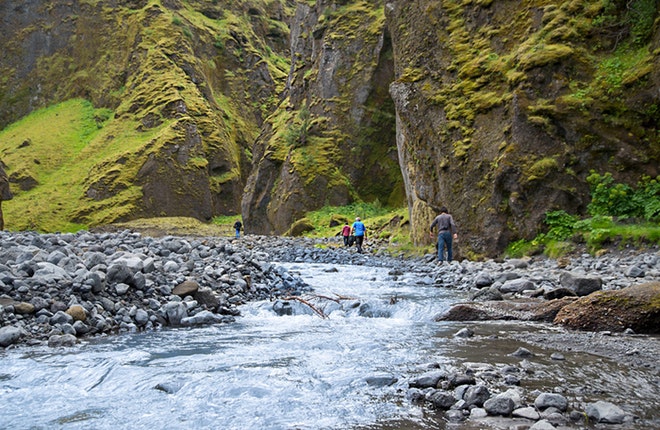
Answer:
[{"left": 300, "top": 203, "right": 422, "bottom": 256}]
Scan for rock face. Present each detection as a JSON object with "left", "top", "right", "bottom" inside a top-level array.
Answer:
[
  {"left": 385, "top": 0, "right": 660, "bottom": 256},
  {"left": 241, "top": 0, "right": 404, "bottom": 235},
  {"left": 0, "top": 1, "right": 659, "bottom": 257},
  {"left": 554, "top": 282, "right": 660, "bottom": 333}
]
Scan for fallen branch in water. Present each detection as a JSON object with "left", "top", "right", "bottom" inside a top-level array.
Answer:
[
  {"left": 280, "top": 293, "right": 358, "bottom": 319},
  {"left": 281, "top": 295, "right": 328, "bottom": 319}
]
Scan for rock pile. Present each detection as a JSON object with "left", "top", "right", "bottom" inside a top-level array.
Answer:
[
  {"left": 407, "top": 357, "right": 633, "bottom": 428},
  {"left": 0, "top": 230, "right": 309, "bottom": 348}
]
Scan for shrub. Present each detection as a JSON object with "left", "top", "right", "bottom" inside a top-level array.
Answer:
[{"left": 587, "top": 172, "right": 660, "bottom": 221}]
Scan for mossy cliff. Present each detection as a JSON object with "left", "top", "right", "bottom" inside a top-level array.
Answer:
[
  {"left": 0, "top": 0, "right": 292, "bottom": 231},
  {"left": 387, "top": 0, "right": 659, "bottom": 256},
  {"left": 241, "top": 0, "right": 403, "bottom": 234},
  {"left": 0, "top": 0, "right": 658, "bottom": 257}
]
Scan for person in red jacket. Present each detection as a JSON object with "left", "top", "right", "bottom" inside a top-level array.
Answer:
[{"left": 341, "top": 222, "right": 351, "bottom": 246}]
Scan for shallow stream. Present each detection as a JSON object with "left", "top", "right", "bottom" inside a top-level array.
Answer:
[{"left": 0, "top": 262, "right": 658, "bottom": 429}]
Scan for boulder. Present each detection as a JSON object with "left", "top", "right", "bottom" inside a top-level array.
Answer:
[
  {"left": 534, "top": 392, "right": 568, "bottom": 412},
  {"left": 13, "top": 302, "right": 35, "bottom": 314},
  {"left": 66, "top": 304, "right": 86, "bottom": 321},
  {"left": 428, "top": 390, "right": 456, "bottom": 410},
  {"left": 559, "top": 271, "right": 602, "bottom": 296},
  {"left": 554, "top": 282, "right": 660, "bottom": 333},
  {"left": 483, "top": 395, "right": 514, "bottom": 416},
  {"left": 437, "top": 297, "right": 576, "bottom": 322},
  {"left": 498, "top": 278, "right": 535, "bottom": 294},
  {"left": 172, "top": 280, "right": 199, "bottom": 297},
  {"left": 0, "top": 326, "right": 23, "bottom": 347},
  {"left": 585, "top": 400, "right": 626, "bottom": 424},
  {"left": 47, "top": 334, "right": 77, "bottom": 347}
]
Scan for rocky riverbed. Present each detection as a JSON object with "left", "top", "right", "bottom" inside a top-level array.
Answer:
[{"left": 1, "top": 229, "right": 659, "bottom": 428}]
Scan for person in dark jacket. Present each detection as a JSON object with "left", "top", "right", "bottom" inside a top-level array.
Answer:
[
  {"left": 233, "top": 220, "right": 242, "bottom": 238},
  {"left": 0, "top": 163, "right": 12, "bottom": 231},
  {"left": 429, "top": 207, "right": 458, "bottom": 263}
]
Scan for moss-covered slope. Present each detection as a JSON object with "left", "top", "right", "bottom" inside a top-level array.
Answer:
[{"left": 0, "top": 0, "right": 292, "bottom": 231}]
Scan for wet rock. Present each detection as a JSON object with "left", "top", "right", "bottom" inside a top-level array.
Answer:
[
  {"left": 409, "top": 371, "right": 445, "bottom": 389},
  {"left": 181, "top": 310, "right": 226, "bottom": 326},
  {"left": 365, "top": 375, "right": 397, "bottom": 387},
  {"left": 155, "top": 380, "right": 184, "bottom": 394},
  {"left": 0, "top": 326, "right": 23, "bottom": 347},
  {"left": 163, "top": 302, "right": 187, "bottom": 326},
  {"left": 437, "top": 298, "right": 575, "bottom": 322},
  {"left": 510, "top": 347, "right": 534, "bottom": 358},
  {"left": 47, "top": 333, "right": 77, "bottom": 347},
  {"left": 447, "top": 373, "right": 475, "bottom": 387},
  {"left": 453, "top": 327, "right": 474, "bottom": 338},
  {"left": 272, "top": 300, "right": 293, "bottom": 316},
  {"left": 428, "top": 390, "right": 456, "bottom": 410}
]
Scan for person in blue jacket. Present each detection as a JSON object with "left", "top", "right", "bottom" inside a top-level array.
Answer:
[{"left": 351, "top": 217, "right": 367, "bottom": 253}]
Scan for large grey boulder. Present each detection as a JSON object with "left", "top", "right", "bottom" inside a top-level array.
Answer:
[
  {"left": 0, "top": 326, "right": 23, "bottom": 347},
  {"left": 534, "top": 392, "right": 568, "bottom": 412},
  {"left": 483, "top": 395, "right": 514, "bottom": 416},
  {"left": 499, "top": 278, "right": 535, "bottom": 294},
  {"left": 585, "top": 400, "right": 626, "bottom": 424},
  {"left": 559, "top": 271, "right": 602, "bottom": 296}
]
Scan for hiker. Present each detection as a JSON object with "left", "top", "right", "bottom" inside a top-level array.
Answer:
[
  {"left": 429, "top": 206, "right": 458, "bottom": 263},
  {"left": 351, "top": 217, "right": 367, "bottom": 253},
  {"left": 233, "top": 219, "right": 242, "bottom": 238},
  {"left": 341, "top": 222, "right": 351, "bottom": 246},
  {"left": 0, "top": 164, "right": 12, "bottom": 231}
]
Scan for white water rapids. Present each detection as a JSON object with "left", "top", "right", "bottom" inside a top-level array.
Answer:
[{"left": 1, "top": 262, "right": 658, "bottom": 429}]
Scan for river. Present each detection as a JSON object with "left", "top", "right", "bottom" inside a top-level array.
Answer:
[{"left": 0, "top": 262, "right": 658, "bottom": 429}]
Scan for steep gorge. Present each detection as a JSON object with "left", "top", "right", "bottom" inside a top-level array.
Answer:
[{"left": 0, "top": 0, "right": 658, "bottom": 256}]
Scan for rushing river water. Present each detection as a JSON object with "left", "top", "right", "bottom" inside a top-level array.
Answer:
[{"left": 1, "top": 262, "right": 658, "bottom": 429}]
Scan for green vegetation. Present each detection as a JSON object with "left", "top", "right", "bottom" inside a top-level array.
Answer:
[
  {"left": 0, "top": 99, "right": 118, "bottom": 232},
  {"left": 293, "top": 203, "right": 421, "bottom": 255},
  {"left": 506, "top": 172, "right": 660, "bottom": 257}
]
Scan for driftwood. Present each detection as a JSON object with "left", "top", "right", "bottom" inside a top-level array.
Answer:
[{"left": 280, "top": 293, "right": 357, "bottom": 319}]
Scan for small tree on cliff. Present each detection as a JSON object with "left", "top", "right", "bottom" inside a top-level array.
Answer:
[{"left": 285, "top": 106, "right": 311, "bottom": 148}]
